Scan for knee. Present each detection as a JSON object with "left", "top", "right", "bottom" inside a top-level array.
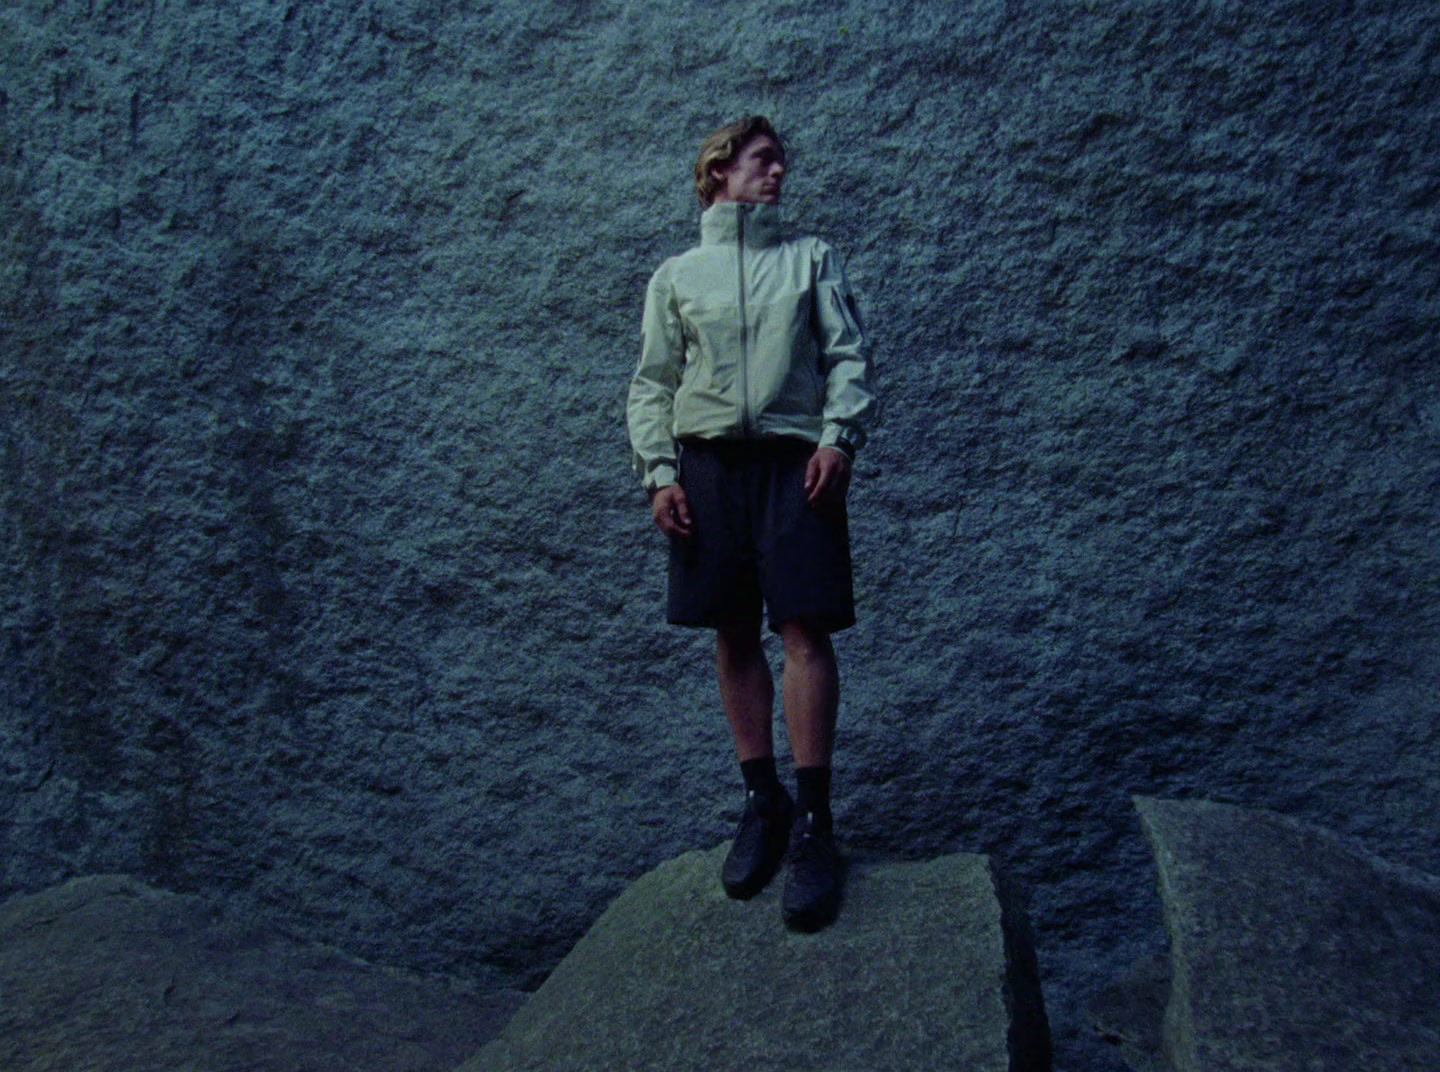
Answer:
[
  {"left": 717, "top": 624, "right": 764, "bottom": 665},
  {"left": 779, "top": 620, "right": 834, "bottom": 664}
]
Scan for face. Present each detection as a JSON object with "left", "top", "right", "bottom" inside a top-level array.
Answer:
[{"left": 710, "top": 135, "right": 786, "bottom": 205}]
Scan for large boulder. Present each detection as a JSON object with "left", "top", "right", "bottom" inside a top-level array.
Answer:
[
  {"left": 0, "top": 874, "right": 523, "bottom": 1072},
  {"left": 463, "top": 844, "right": 1049, "bottom": 1072},
  {"left": 1124, "top": 797, "right": 1440, "bottom": 1071}
]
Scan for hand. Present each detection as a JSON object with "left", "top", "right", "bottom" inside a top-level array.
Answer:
[
  {"left": 651, "top": 484, "right": 693, "bottom": 539},
  {"left": 804, "top": 447, "right": 851, "bottom": 507}
]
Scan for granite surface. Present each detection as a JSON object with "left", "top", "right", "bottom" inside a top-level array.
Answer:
[
  {"left": 465, "top": 844, "right": 1048, "bottom": 1072},
  {"left": 0, "top": 874, "right": 522, "bottom": 1072},
  {"left": 1137, "top": 797, "right": 1440, "bottom": 1072},
  {"left": 4, "top": 3, "right": 1439, "bottom": 1068}
]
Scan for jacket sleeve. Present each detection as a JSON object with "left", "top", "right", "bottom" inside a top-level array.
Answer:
[
  {"left": 627, "top": 262, "right": 685, "bottom": 491},
  {"left": 812, "top": 244, "right": 875, "bottom": 457}
]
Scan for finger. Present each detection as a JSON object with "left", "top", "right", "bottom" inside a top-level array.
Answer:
[
  {"left": 825, "top": 452, "right": 851, "bottom": 501},
  {"left": 804, "top": 453, "right": 821, "bottom": 494},
  {"left": 662, "top": 501, "right": 691, "bottom": 536},
  {"left": 807, "top": 464, "right": 831, "bottom": 505}
]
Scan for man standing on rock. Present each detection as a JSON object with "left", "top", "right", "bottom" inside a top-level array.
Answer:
[{"left": 627, "top": 117, "right": 874, "bottom": 931}]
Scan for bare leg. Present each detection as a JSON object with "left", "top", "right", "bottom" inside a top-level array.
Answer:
[
  {"left": 779, "top": 620, "right": 838, "bottom": 768},
  {"left": 715, "top": 622, "right": 775, "bottom": 762},
  {"left": 776, "top": 618, "right": 842, "bottom": 931}
]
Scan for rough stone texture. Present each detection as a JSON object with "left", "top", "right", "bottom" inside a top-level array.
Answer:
[
  {"left": 0, "top": 874, "right": 524, "bottom": 1072},
  {"left": 3, "top": 3, "right": 1440, "bottom": 1069},
  {"left": 1135, "top": 796, "right": 1440, "bottom": 1071},
  {"left": 1086, "top": 954, "right": 1170, "bottom": 1072},
  {"left": 463, "top": 844, "right": 1049, "bottom": 1072}
]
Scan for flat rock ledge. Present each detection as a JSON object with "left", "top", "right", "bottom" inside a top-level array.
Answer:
[
  {"left": 1092, "top": 797, "right": 1440, "bottom": 1072},
  {"left": 0, "top": 874, "right": 524, "bottom": 1072},
  {"left": 462, "top": 843, "right": 1050, "bottom": 1072}
]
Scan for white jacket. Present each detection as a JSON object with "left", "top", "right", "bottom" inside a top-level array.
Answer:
[{"left": 628, "top": 202, "right": 874, "bottom": 491}]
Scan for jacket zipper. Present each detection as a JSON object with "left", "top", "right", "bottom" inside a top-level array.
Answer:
[{"left": 736, "top": 207, "right": 751, "bottom": 436}]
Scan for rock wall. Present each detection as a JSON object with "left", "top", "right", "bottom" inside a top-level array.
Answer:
[{"left": 3, "top": 2, "right": 1438, "bottom": 1068}]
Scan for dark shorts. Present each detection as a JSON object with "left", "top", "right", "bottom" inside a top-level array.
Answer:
[{"left": 667, "top": 437, "right": 855, "bottom": 634}]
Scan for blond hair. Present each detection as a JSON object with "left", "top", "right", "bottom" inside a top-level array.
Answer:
[{"left": 694, "top": 116, "right": 786, "bottom": 208}]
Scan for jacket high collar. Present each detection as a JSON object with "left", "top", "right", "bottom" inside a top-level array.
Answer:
[{"left": 700, "top": 202, "right": 783, "bottom": 248}]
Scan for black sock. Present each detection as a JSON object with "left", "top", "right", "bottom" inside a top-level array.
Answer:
[
  {"left": 740, "top": 756, "right": 782, "bottom": 799},
  {"left": 794, "top": 766, "right": 833, "bottom": 828}
]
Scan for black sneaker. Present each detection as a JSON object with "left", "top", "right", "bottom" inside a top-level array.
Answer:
[
  {"left": 721, "top": 787, "right": 794, "bottom": 900},
  {"left": 781, "top": 812, "right": 841, "bottom": 932}
]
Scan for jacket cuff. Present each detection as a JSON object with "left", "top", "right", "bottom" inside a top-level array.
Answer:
[
  {"left": 818, "top": 426, "right": 858, "bottom": 460},
  {"left": 643, "top": 463, "right": 679, "bottom": 493}
]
